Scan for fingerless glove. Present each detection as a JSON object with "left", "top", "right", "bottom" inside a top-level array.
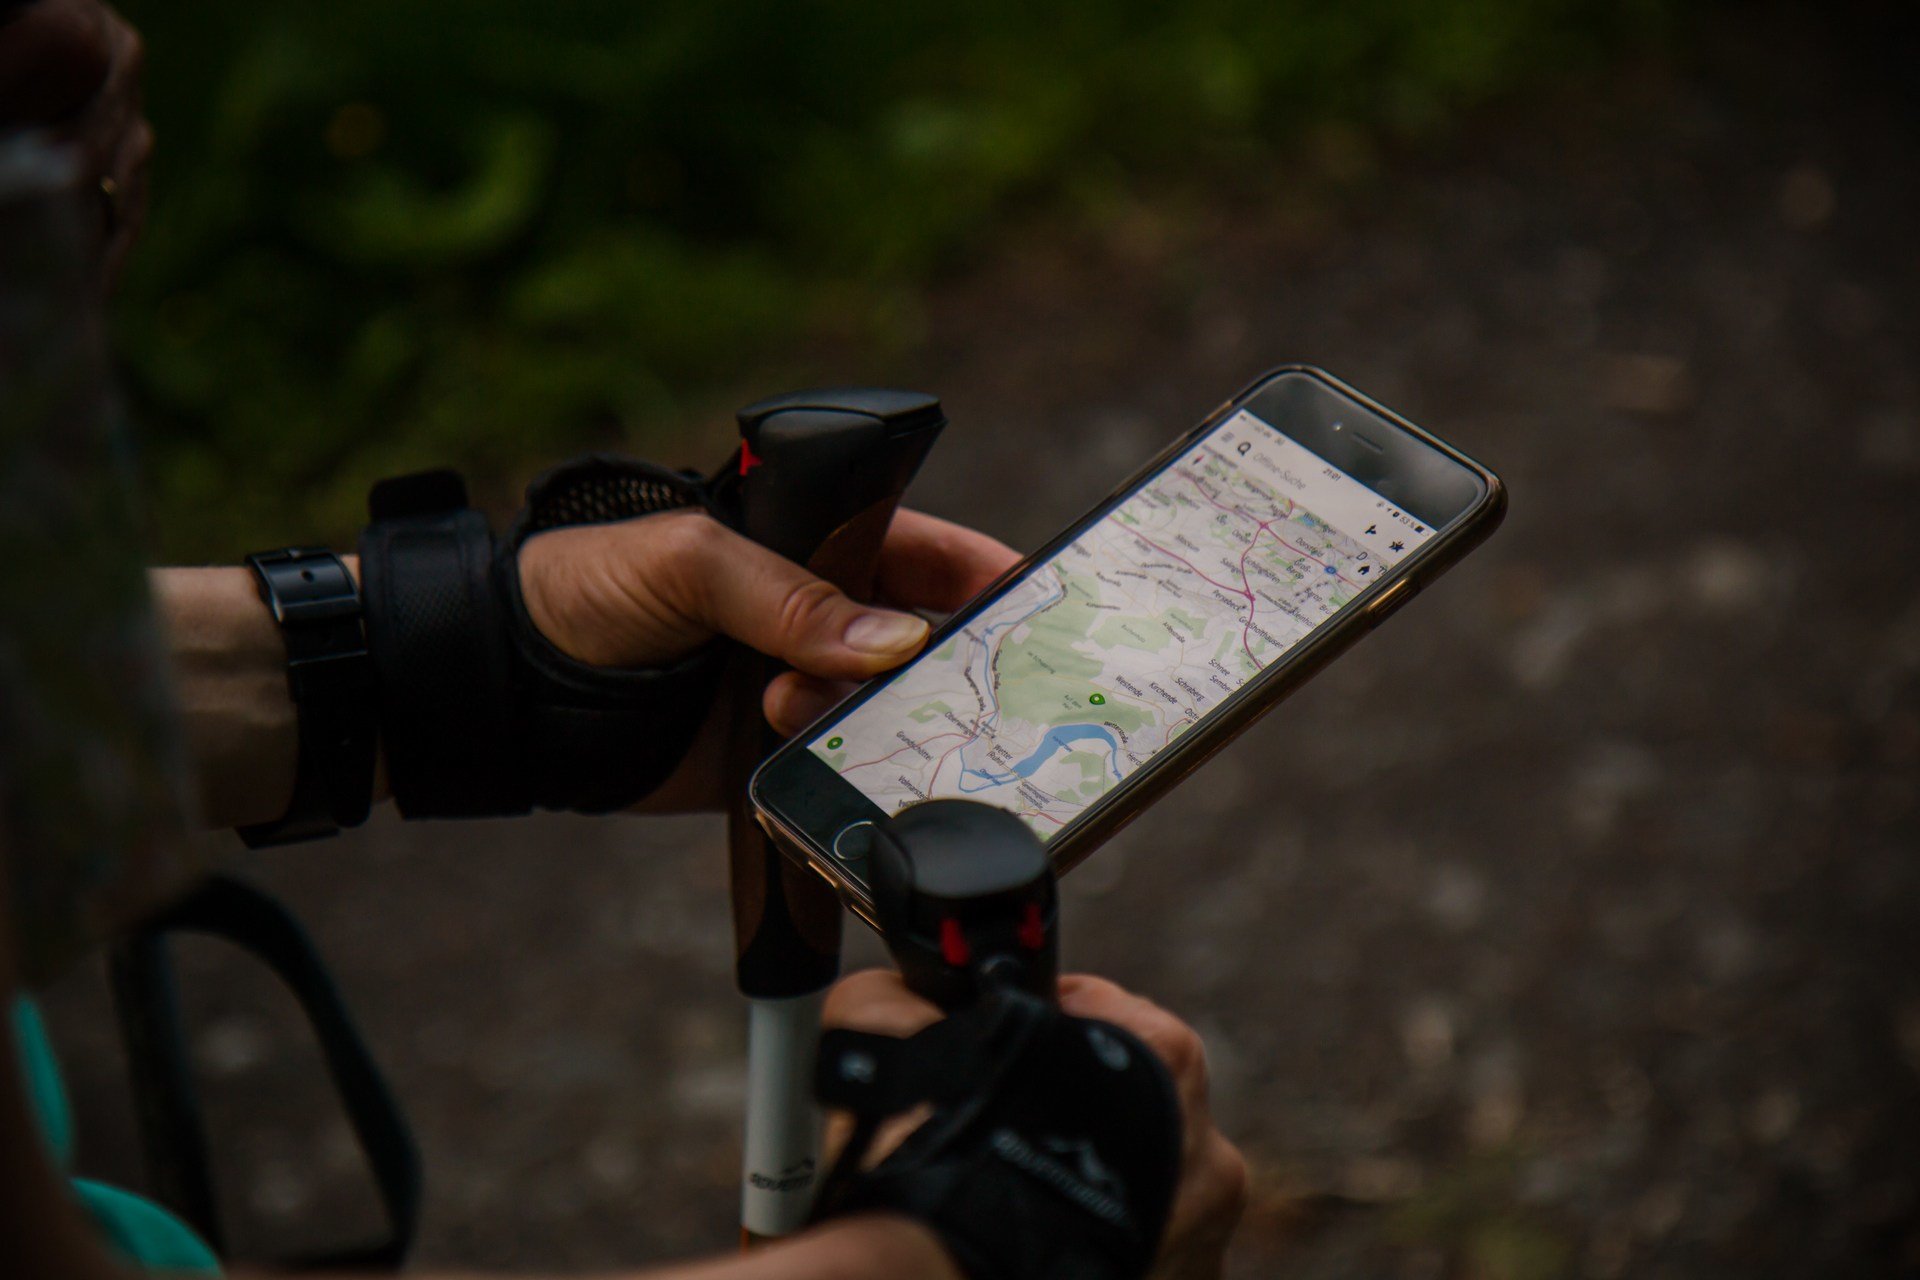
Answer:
[
  {"left": 358, "top": 455, "right": 724, "bottom": 818},
  {"left": 811, "top": 988, "right": 1182, "bottom": 1280}
]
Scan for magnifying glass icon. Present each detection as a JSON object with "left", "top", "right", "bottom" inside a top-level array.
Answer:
[{"left": 1236, "top": 442, "right": 1251, "bottom": 456}]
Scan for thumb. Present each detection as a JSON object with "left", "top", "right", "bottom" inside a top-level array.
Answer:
[{"left": 671, "top": 518, "right": 931, "bottom": 679}]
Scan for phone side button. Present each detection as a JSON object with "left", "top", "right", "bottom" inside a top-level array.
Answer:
[
  {"left": 1365, "top": 578, "right": 1418, "bottom": 626},
  {"left": 805, "top": 857, "right": 844, "bottom": 895}
]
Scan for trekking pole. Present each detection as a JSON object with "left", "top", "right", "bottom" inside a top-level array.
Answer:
[{"left": 716, "top": 389, "right": 946, "bottom": 1244}]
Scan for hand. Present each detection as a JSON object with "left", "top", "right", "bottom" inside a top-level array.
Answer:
[
  {"left": 822, "top": 970, "right": 1250, "bottom": 1280},
  {"left": 0, "top": 0, "right": 151, "bottom": 284},
  {"left": 516, "top": 506, "right": 1018, "bottom": 810}
]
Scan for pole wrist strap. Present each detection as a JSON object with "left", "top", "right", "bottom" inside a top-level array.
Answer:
[{"left": 358, "top": 470, "right": 525, "bottom": 817}]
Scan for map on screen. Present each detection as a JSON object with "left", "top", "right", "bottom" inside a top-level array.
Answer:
[{"left": 808, "top": 409, "right": 1435, "bottom": 837}]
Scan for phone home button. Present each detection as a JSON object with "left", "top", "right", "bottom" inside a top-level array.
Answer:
[{"left": 833, "top": 821, "right": 878, "bottom": 865}]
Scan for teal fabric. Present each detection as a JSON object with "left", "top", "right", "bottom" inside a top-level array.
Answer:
[
  {"left": 12, "top": 997, "right": 222, "bottom": 1275},
  {"left": 13, "top": 998, "right": 73, "bottom": 1166},
  {"left": 72, "top": 1178, "right": 223, "bottom": 1275}
]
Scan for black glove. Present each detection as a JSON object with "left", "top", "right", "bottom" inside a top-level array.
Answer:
[
  {"left": 811, "top": 988, "right": 1183, "bottom": 1280},
  {"left": 357, "top": 455, "right": 724, "bottom": 818}
]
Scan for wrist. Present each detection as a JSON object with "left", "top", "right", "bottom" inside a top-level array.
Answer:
[{"left": 152, "top": 558, "right": 389, "bottom": 834}]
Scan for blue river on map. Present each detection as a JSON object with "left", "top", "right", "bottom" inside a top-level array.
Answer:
[{"left": 960, "top": 723, "right": 1120, "bottom": 791}]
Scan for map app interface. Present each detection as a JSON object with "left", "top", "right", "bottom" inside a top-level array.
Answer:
[{"left": 809, "top": 409, "right": 1437, "bottom": 838}]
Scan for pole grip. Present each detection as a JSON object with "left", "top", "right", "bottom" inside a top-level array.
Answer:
[
  {"left": 719, "top": 388, "right": 945, "bottom": 997},
  {"left": 868, "top": 800, "right": 1060, "bottom": 1013}
]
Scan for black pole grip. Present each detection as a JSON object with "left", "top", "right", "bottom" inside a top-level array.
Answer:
[
  {"left": 720, "top": 389, "right": 945, "bottom": 1000},
  {"left": 867, "top": 800, "right": 1060, "bottom": 1013}
]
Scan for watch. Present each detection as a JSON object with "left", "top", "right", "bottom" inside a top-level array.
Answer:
[{"left": 237, "top": 547, "right": 379, "bottom": 848}]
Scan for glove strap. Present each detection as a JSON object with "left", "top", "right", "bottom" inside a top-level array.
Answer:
[{"left": 359, "top": 470, "right": 527, "bottom": 818}]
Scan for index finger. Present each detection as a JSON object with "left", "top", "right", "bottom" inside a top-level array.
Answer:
[
  {"left": 876, "top": 509, "right": 1021, "bottom": 613},
  {"left": 821, "top": 968, "right": 944, "bottom": 1039}
]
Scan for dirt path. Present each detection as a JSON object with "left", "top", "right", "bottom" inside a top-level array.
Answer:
[{"left": 40, "top": 7, "right": 1920, "bottom": 1277}]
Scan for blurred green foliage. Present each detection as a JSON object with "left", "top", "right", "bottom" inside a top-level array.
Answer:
[{"left": 116, "top": 0, "right": 1670, "bottom": 556}]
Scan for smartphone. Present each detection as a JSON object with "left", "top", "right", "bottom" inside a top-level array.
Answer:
[{"left": 751, "top": 366, "right": 1505, "bottom": 924}]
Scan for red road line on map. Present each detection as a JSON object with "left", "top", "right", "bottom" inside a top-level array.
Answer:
[
  {"left": 1231, "top": 520, "right": 1275, "bottom": 663},
  {"left": 1016, "top": 809, "right": 1068, "bottom": 826},
  {"left": 840, "top": 730, "right": 968, "bottom": 775},
  {"left": 927, "top": 733, "right": 975, "bottom": 793},
  {"left": 1154, "top": 462, "right": 1362, "bottom": 662}
]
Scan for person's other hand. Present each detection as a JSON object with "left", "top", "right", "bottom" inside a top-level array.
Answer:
[
  {"left": 822, "top": 969, "right": 1250, "bottom": 1280},
  {"left": 0, "top": 0, "right": 151, "bottom": 284},
  {"left": 516, "top": 507, "right": 1018, "bottom": 811}
]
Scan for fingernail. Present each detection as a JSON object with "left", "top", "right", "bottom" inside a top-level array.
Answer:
[{"left": 843, "top": 610, "right": 929, "bottom": 656}]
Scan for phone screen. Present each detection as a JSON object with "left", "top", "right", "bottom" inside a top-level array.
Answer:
[{"left": 804, "top": 407, "right": 1439, "bottom": 838}]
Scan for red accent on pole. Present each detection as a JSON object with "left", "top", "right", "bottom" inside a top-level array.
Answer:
[
  {"left": 1018, "top": 903, "right": 1046, "bottom": 951},
  {"left": 739, "top": 440, "right": 763, "bottom": 475},
  {"left": 939, "top": 918, "right": 971, "bottom": 967}
]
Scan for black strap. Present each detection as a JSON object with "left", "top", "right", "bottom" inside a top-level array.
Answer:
[
  {"left": 238, "top": 548, "right": 379, "bottom": 846},
  {"left": 358, "top": 471, "right": 529, "bottom": 818},
  {"left": 110, "top": 874, "right": 420, "bottom": 1271}
]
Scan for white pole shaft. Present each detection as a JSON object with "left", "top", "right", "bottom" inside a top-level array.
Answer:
[{"left": 741, "top": 992, "right": 825, "bottom": 1240}]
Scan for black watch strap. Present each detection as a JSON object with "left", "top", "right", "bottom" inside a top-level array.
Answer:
[{"left": 237, "top": 548, "right": 379, "bottom": 848}]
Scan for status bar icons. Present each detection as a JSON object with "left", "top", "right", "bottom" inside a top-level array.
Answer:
[{"left": 1371, "top": 497, "right": 1425, "bottom": 534}]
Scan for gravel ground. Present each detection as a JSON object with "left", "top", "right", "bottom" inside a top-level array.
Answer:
[{"left": 38, "top": 7, "right": 1920, "bottom": 1278}]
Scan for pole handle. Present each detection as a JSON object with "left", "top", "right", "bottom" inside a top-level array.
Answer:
[
  {"left": 719, "top": 390, "right": 946, "bottom": 1000},
  {"left": 867, "top": 800, "right": 1061, "bottom": 1013}
]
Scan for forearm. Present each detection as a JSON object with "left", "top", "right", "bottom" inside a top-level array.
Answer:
[
  {"left": 626, "top": 1215, "right": 960, "bottom": 1280},
  {"left": 149, "top": 560, "right": 386, "bottom": 831},
  {"left": 274, "top": 1215, "right": 962, "bottom": 1280}
]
